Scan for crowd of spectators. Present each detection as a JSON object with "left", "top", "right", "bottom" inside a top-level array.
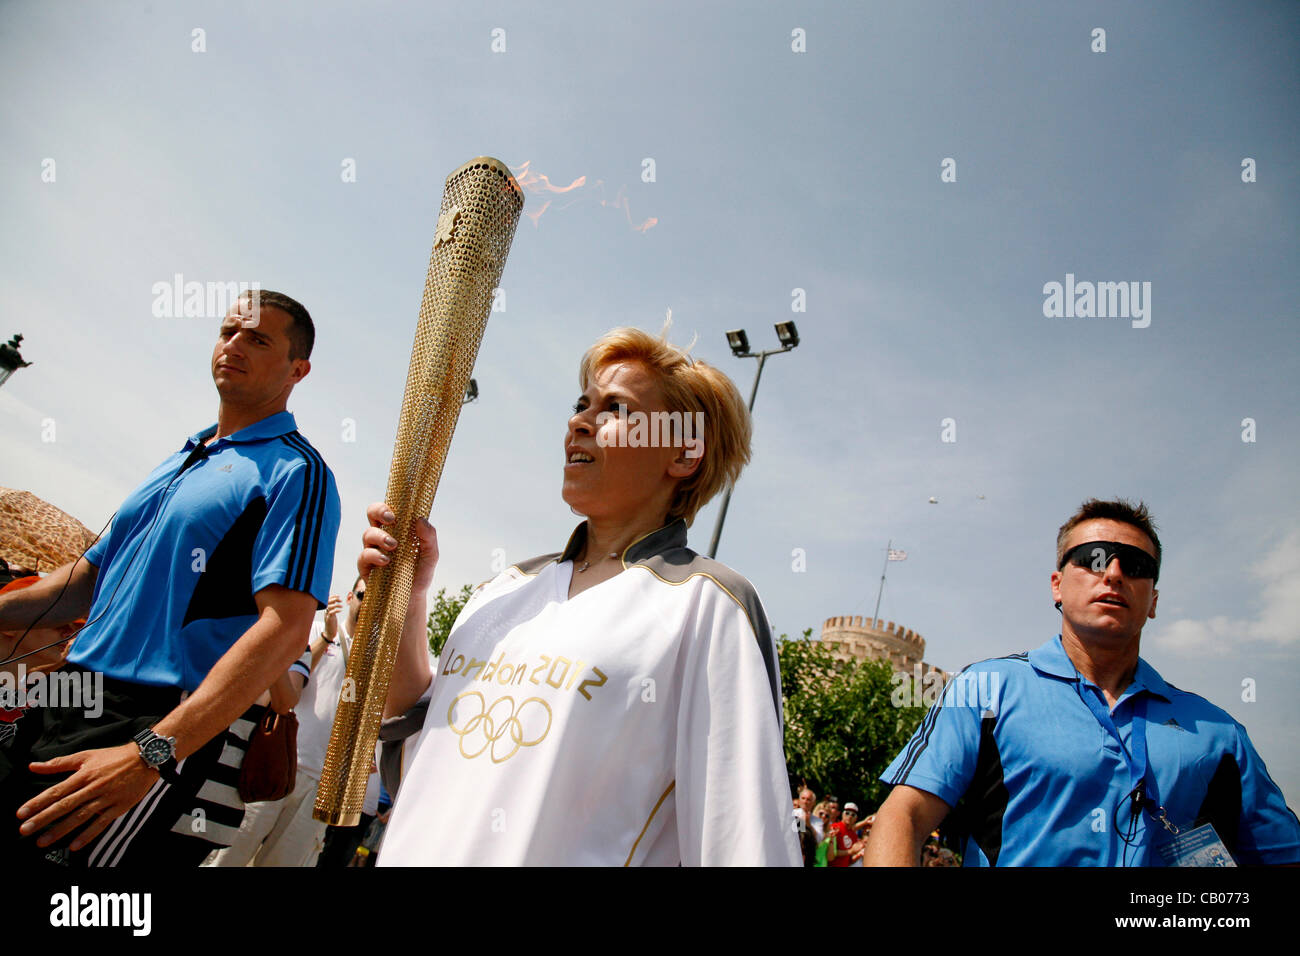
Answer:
[{"left": 792, "top": 786, "right": 957, "bottom": 867}]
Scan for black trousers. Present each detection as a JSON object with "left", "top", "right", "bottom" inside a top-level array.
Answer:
[
  {"left": 0, "top": 664, "right": 225, "bottom": 867},
  {"left": 316, "top": 813, "right": 376, "bottom": 867}
]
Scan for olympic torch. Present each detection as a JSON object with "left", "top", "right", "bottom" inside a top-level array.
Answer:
[{"left": 314, "top": 157, "right": 523, "bottom": 825}]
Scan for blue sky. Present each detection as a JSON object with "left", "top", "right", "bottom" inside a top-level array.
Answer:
[{"left": 3, "top": 1, "right": 1297, "bottom": 802}]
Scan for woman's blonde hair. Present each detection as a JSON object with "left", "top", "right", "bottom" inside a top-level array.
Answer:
[{"left": 579, "top": 326, "right": 752, "bottom": 527}]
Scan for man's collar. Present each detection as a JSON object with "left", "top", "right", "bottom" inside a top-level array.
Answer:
[
  {"left": 1128, "top": 656, "right": 1172, "bottom": 702},
  {"left": 184, "top": 410, "right": 298, "bottom": 449},
  {"left": 1030, "top": 634, "right": 1171, "bottom": 702},
  {"left": 1028, "top": 635, "right": 1078, "bottom": 680},
  {"left": 560, "top": 518, "right": 689, "bottom": 567}
]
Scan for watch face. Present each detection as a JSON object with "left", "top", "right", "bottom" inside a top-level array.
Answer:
[{"left": 142, "top": 738, "right": 172, "bottom": 764}]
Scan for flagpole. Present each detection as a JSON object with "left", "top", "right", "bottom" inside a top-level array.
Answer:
[{"left": 872, "top": 540, "right": 890, "bottom": 624}]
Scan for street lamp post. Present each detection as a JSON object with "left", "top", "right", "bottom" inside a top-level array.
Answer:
[
  {"left": 0, "top": 334, "right": 32, "bottom": 389},
  {"left": 706, "top": 321, "right": 799, "bottom": 559}
]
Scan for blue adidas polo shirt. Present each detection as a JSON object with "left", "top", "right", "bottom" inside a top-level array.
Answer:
[
  {"left": 883, "top": 635, "right": 1300, "bottom": 866},
  {"left": 70, "top": 411, "right": 340, "bottom": 693}
]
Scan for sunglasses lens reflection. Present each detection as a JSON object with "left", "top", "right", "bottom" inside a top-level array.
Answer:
[{"left": 1065, "top": 542, "right": 1157, "bottom": 579}]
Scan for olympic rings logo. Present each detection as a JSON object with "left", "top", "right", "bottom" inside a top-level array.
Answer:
[{"left": 447, "top": 691, "right": 553, "bottom": 763}]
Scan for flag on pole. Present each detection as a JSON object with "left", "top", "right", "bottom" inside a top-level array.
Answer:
[{"left": 888, "top": 549, "right": 907, "bottom": 561}]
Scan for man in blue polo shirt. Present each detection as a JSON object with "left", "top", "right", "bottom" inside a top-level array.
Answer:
[
  {"left": 0, "top": 290, "right": 340, "bottom": 866},
  {"left": 866, "top": 498, "right": 1300, "bottom": 867}
]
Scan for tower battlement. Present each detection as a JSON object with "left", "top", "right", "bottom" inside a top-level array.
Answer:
[{"left": 819, "top": 615, "right": 949, "bottom": 682}]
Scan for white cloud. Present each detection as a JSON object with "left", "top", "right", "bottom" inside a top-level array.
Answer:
[{"left": 1152, "top": 530, "right": 1300, "bottom": 655}]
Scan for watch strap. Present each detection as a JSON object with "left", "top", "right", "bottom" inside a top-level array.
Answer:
[{"left": 133, "top": 727, "right": 180, "bottom": 784}]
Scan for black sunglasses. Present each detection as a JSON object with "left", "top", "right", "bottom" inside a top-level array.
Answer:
[
  {"left": 1059, "top": 541, "right": 1159, "bottom": 581},
  {"left": 353, "top": 589, "right": 365, "bottom": 603}
]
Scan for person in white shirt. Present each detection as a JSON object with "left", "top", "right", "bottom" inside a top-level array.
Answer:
[
  {"left": 797, "top": 787, "right": 823, "bottom": 842},
  {"left": 207, "top": 578, "right": 379, "bottom": 866},
  {"left": 358, "top": 325, "right": 800, "bottom": 866}
]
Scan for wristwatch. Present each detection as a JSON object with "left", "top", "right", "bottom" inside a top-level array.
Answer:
[{"left": 132, "top": 727, "right": 180, "bottom": 784}]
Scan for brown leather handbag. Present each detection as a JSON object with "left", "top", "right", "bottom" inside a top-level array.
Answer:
[{"left": 238, "top": 708, "right": 299, "bottom": 803}]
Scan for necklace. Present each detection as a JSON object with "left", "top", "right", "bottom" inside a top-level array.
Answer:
[{"left": 577, "top": 551, "right": 620, "bottom": 573}]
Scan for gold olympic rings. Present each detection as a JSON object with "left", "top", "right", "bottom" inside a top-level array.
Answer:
[{"left": 447, "top": 691, "right": 553, "bottom": 763}]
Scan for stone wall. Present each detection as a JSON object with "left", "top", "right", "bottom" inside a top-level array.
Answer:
[{"left": 819, "top": 615, "right": 949, "bottom": 682}]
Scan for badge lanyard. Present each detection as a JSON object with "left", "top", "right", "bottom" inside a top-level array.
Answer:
[{"left": 1076, "top": 683, "right": 1179, "bottom": 845}]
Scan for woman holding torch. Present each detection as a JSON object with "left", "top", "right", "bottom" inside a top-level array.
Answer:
[{"left": 357, "top": 326, "right": 799, "bottom": 866}]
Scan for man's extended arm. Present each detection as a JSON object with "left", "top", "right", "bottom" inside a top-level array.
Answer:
[
  {"left": 152, "top": 584, "right": 316, "bottom": 757},
  {"left": 16, "top": 583, "right": 317, "bottom": 851},
  {"left": 0, "top": 558, "right": 98, "bottom": 634},
  {"left": 863, "top": 785, "right": 952, "bottom": 866}
]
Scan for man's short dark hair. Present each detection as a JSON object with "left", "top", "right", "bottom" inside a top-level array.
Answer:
[
  {"left": 1056, "top": 498, "right": 1162, "bottom": 571},
  {"left": 242, "top": 289, "right": 315, "bottom": 361}
]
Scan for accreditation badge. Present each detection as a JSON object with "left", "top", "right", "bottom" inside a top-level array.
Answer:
[{"left": 1154, "top": 823, "right": 1237, "bottom": 867}]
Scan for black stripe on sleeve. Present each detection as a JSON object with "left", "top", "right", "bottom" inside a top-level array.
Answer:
[
  {"left": 891, "top": 653, "right": 1027, "bottom": 784},
  {"left": 286, "top": 432, "right": 327, "bottom": 591},
  {"left": 279, "top": 433, "right": 326, "bottom": 592},
  {"left": 297, "top": 436, "right": 330, "bottom": 591},
  {"left": 296, "top": 436, "right": 329, "bottom": 592},
  {"left": 278, "top": 435, "right": 316, "bottom": 591},
  {"left": 892, "top": 687, "right": 949, "bottom": 783},
  {"left": 288, "top": 433, "right": 325, "bottom": 590},
  {"left": 293, "top": 435, "right": 329, "bottom": 591}
]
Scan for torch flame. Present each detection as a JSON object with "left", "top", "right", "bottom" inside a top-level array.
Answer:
[
  {"left": 598, "top": 184, "right": 659, "bottom": 234},
  {"left": 524, "top": 199, "right": 552, "bottom": 227},
  {"left": 509, "top": 161, "right": 656, "bottom": 233},
  {"left": 512, "top": 160, "right": 586, "bottom": 194}
]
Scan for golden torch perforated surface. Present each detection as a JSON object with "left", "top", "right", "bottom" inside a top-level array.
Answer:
[{"left": 314, "top": 157, "right": 523, "bottom": 825}]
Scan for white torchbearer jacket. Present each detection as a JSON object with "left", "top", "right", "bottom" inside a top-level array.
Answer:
[{"left": 377, "top": 519, "right": 800, "bottom": 866}]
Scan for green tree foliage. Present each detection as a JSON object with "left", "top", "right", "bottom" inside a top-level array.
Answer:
[
  {"left": 426, "top": 584, "right": 474, "bottom": 656},
  {"left": 780, "top": 628, "right": 928, "bottom": 812}
]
